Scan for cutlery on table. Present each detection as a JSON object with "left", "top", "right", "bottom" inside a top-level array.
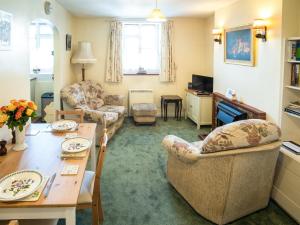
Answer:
[{"left": 44, "top": 173, "right": 56, "bottom": 198}]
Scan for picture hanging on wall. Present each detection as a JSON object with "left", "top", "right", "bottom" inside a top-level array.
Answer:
[
  {"left": 0, "top": 10, "right": 12, "bottom": 51},
  {"left": 66, "top": 34, "right": 72, "bottom": 51},
  {"left": 224, "top": 25, "right": 255, "bottom": 66}
]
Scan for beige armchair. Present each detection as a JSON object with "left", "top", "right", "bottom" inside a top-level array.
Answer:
[{"left": 162, "top": 119, "right": 281, "bottom": 225}]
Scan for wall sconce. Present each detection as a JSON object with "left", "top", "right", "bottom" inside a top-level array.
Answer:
[
  {"left": 212, "top": 28, "right": 223, "bottom": 44},
  {"left": 253, "top": 19, "right": 267, "bottom": 42}
]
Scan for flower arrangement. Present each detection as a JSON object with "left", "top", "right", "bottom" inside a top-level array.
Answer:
[{"left": 0, "top": 99, "right": 37, "bottom": 131}]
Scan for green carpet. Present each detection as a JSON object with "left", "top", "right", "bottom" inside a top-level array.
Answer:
[{"left": 60, "top": 118, "right": 297, "bottom": 225}]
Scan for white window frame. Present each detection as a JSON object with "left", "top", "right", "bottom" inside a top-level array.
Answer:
[{"left": 122, "top": 21, "right": 161, "bottom": 75}]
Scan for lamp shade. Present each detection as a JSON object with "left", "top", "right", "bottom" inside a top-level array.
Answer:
[
  {"left": 71, "top": 41, "right": 97, "bottom": 64},
  {"left": 147, "top": 8, "right": 167, "bottom": 22}
]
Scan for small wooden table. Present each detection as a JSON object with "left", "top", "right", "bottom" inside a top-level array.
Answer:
[
  {"left": 0, "top": 123, "right": 97, "bottom": 225},
  {"left": 161, "top": 95, "right": 182, "bottom": 121}
]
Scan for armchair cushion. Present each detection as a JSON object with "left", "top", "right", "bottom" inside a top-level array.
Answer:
[
  {"left": 162, "top": 135, "right": 201, "bottom": 163},
  {"left": 60, "top": 83, "right": 86, "bottom": 108},
  {"left": 80, "top": 106, "right": 118, "bottom": 126},
  {"left": 104, "top": 95, "right": 125, "bottom": 106},
  {"left": 98, "top": 105, "right": 126, "bottom": 117},
  {"left": 80, "top": 80, "right": 105, "bottom": 109},
  {"left": 202, "top": 119, "right": 281, "bottom": 154}
]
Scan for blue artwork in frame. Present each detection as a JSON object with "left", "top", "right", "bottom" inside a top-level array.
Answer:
[{"left": 225, "top": 25, "right": 255, "bottom": 66}]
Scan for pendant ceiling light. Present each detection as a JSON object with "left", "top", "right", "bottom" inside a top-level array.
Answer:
[{"left": 147, "top": 0, "right": 167, "bottom": 22}]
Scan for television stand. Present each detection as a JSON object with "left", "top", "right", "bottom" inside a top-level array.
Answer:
[{"left": 185, "top": 89, "right": 212, "bottom": 130}]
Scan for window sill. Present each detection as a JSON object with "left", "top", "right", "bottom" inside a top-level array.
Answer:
[{"left": 123, "top": 73, "right": 160, "bottom": 76}]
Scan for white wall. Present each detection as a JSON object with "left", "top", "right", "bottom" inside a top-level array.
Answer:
[
  {"left": 213, "top": 0, "right": 283, "bottom": 123},
  {"left": 72, "top": 17, "right": 213, "bottom": 114},
  {"left": 0, "top": 0, "right": 74, "bottom": 106}
]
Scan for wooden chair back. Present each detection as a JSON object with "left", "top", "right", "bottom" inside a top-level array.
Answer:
[
  {"left": 92, "top": 129, "right": 108, "bottom": 201},
  {"left": 55, "top": 110, "right": 84, "bottom": 123}
]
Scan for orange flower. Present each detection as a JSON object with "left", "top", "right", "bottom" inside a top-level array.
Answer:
[
  {"left": 0, "top": 122, "right": 4, "bottom": 128},
  {"left": 19, "top": 100, "right": 28, "bottom": 107},
  {"left": 7, "top": 103, "right": 17, "bottom": 111},
  {"left": 0, "top": 113, "right": 8, "bottom": 123},
  {"left": 28, "top": 101, "right": 37, "bottom": 111},
  {"left": 26, "top": 108, "right": 33, "bottom": 116},
  {"left": 18, "top": 106, "right": 25, "bottom": 112},
  {"left": 1, "top": 106, "right": 7, "bottom": 113},
  {"left": 15, "top": 110, "right": 22, "bottom": 120},
  {"left": 10, "top": 99, "right": 19, "bottom": 107}
]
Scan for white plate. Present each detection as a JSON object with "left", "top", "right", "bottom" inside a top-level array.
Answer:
[
  {"left": 0, "top": 170, "right": 43, "bottom": 202},
  {"left": 51, "top": 120, "right": 77, "bottom": 132},
  {"left": 61, "top": 137, "right": 91, "bottom": 153}
]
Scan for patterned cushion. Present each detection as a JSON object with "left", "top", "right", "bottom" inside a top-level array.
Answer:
[
  {"left": 162, "top": 135, "right": 201, "bottom": 163},
  {"left": 104, "top": 95, "right": 124, "bottom": 106},
  {"left": 202, "top": 119, "right": 281, "bottom": 154},
  {"left": 132, "top": 103, "right": 157, "bottom": 117},
  {"left": 60, "top": 83, "right": 86, "bottom": 108},
  {"left": 80, "top": 80, "right": 105, "bottom": 110},
  {"left": 98, "top": 105, "right": 126, "bottom": 117}
]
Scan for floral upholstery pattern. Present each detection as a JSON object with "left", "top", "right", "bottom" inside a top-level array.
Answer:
[
  {"left": 60, "top": 80, "right": 125, "bottom": 138},
  {"left": 80, "top": 80, "right": 105, "bottom": 110},
  {"left": 104, "top": 95, "right": 124, "bottom": 106},
  {"left": 202, "top": 119, "right": 281, "bottom": 153},
  {"left": 60, "top": 83, "right": 86, "bottom": 108},
  {"left": 162, "top": 135, "right": 201, "bottom": 163},
  {"left": 98, "top": 105, "right": 126, "bottom": 117}
]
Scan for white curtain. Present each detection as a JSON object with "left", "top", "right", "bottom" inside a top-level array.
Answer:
[
  {"left": 160, "top": 21, "right": 176, "bottom": 82},
  {"left": 105, "top": 21, "right": 123, "bottom": 83}
]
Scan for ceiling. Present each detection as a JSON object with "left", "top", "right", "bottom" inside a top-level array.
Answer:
[{"left": 56, "top": 0, "right": 238, "bottom": 18}]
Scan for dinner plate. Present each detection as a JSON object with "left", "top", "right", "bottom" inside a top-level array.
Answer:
[
  {"left": 51, "top": 120, "right": 77, "bottom": 132},
  {"left": 0, "top": 170, "right": 43, "bottom": 202},
  {"left": 61, "top": 137, "right": 91, "bottom": 153}
]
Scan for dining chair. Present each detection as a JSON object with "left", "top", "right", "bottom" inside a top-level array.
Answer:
[
  {"left": 77, "top": 129, "right": 108, "bottom": 225},
  {"left": 55, "top": 109, "right": 84, "bottom": 123}
]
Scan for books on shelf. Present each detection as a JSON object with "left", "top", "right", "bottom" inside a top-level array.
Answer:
[
  {"left": 291, "top": 64, "right": 300, "bottom": 86},
  {"left": 285, "top": 101, "right": 300, "bottom": 116},
  {"left": 288, "top": 40, "right": 300, "bottom": 61}
]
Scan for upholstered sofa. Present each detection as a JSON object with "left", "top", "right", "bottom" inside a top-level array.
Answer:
[
  {"left": 60, "top": 80, "right": 125, "bottom": 140},
  {"left": 162, "top": 119, "right": 281, "bottom": 225}
]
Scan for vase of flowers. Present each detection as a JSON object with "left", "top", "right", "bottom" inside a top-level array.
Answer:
[{"left": 0, "top": 99, "right": 37, "bottom": 151}]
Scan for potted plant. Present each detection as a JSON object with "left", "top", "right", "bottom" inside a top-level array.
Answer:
[{"left": 0, "top": 100, "right": 37, "bottom": 151}]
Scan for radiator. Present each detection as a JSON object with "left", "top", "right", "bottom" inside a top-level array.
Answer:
[{"left": 128, "top": 89, "right": 154, "bottom": 116}]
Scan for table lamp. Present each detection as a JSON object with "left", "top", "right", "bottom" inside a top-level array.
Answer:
[{"left": 71, "top": 41, "right": 97, "bottom": 81}]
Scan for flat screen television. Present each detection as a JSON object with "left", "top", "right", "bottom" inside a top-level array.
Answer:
[{"left": 192, "top": 74, "right": 213, "bottom": 93}]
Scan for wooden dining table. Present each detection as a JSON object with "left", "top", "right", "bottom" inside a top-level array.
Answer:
[{"left": 0, "top": 123, "right": 97, "bottom": 225}]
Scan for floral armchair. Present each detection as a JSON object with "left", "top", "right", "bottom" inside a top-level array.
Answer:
[
  {"left": 60, "top": 80, "right": 125, "bottom": 139},
  {"left": 162, "top": 119, "right": 281, "bottom": 225}
]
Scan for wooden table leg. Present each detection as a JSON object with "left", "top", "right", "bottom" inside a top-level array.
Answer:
[
  {"left": 164, "top": 102, "right": 168, "bottom": 121},
  {"left": 65, "top": 207, "right": 76, "bottom": 225},
  {"left": 179, "top": 100, "right": 182, "bottom": 120},
  {"left": 175, "top": 102, "right": 178, "bottom": 120},
  {"left": 161, "top": 98, "right": 163, "bottom": 119}
]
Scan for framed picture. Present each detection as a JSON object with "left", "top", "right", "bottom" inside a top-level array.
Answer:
[
  {"left": 224, "top": 25, "right": 255, "bottom": 66},
  {"left": 66, "top": 34, "right": 72, "bottom": 51},
  {"left": 0, "top": 10, "right": 12, "bottom": 51}
]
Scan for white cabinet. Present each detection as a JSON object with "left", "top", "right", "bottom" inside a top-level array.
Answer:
[
  {"left": 185, "top": 91, "right": 212, "bottom": 129},
  {"left": 272, "top": 148, "right": 300, "bottom": 223}
]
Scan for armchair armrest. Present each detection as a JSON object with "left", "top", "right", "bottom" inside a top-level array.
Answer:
[
  {"left": 162, "top": 135, "right": 201, "bottom": 163},
  {"left": 104, "top": 95, "right": 125, "bottom": 106}
]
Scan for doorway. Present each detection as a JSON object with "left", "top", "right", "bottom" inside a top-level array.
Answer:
[{"left": 29, "top": 19, "right": 56, "bottom": 122}]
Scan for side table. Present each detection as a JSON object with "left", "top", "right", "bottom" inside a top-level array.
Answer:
[{"left": 161, "top": 95, "right": 182, "bottom": 121}]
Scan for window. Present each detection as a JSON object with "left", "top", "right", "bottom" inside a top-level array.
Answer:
[
  {"left": 29, "top": 23, "right": 54, "bottom": 75},
  {"left": 122, "top": 22, "right": 161, "bottom": 75}
]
